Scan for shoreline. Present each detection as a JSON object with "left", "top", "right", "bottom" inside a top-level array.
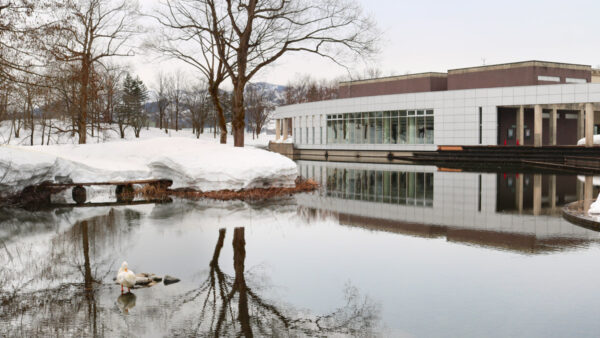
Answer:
[{"left": 0, "top": 177, "right": 319, "bottom": 210}]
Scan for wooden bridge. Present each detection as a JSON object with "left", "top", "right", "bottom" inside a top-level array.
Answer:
[{"left": 18, "top": 179, "right": 173, "bottom": 209}]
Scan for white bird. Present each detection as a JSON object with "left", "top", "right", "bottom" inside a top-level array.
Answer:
[{"left": 117, "top": 261, "right": 136, "bottom": 294}]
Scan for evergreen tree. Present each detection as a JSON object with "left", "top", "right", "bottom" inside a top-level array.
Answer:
[{"left": 117, "top": 73, "right": 148, "bottom": 138}]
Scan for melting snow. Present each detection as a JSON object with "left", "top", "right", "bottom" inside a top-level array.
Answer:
[{"left": 0, "top": 137, "right": 297, "bottom": 194}]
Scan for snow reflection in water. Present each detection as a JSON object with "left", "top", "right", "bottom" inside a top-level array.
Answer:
[
  {"left": 0, "top": 200, "right": 380, "bottom": 337},
  {"left": 2, "top": 162, "right": 600, "bottom": 337}
]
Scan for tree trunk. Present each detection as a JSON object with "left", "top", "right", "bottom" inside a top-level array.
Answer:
[
  {"left": 210, "top": 228, "right": 226, "bottom": 267},
  {"left": 78, "top": 57, "right": 90, "bottom": 144},
  {"left": 159, "top": 109, "right": 163, "bottom": 130},
  {"left": 232, "top": 84, "right": 245, "bottom": 147},
  {"left": 232, "top": 227, "right": 252, "bottom": 337},
  {"left": 208, "top": 86, "right": 227, "bottom": 144},
  {"left": 175, "top": 105, "right": 179, "bottom": 131}
]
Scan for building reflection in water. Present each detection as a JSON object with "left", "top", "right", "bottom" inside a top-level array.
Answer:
[
  {"left": 325, "top": 167, "right": 433, "bottom": 207},
  {"left": 297, "top": 160, "right": 600, "bottom": 254}
]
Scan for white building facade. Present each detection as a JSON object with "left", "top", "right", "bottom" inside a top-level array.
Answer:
[{"left": 274, "top": 83, "right": 600, "bottom": 151}]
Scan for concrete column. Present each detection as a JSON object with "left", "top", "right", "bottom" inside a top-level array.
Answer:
[
  {"left": 584, "top": 176, "right": 594, "bottom": 212},
  {"left": 577, "top": 109, "right": 585, "bottom": 141},
  {"left": 533, "top": 174, "right": 542, "bottom": 216},
  {"left": 549, "top": 175, "right": 557, "bottom": 210},
  {"left": 577, "top": 179, "right": 584, "bottom": 201},
  {"left": 282, "top": 118, "right": 289, "bottom": 140},
  {"left": 515, "top": 174, "right": 523, "bottom": 214},
  {"left": 516, "top": 106, "right": 524, "bottom": 145},
  {"left": 549, "top": 107, "right": 557, "bottom": 145},
  {"left": 585, "top": 103, "right": 594, "bottom": 147},
  {"left": 534, "top": 104, "right": 542, "bottom": 147},
  {"left": 275, "top": 119, "right": 281, "bottom": 141}
]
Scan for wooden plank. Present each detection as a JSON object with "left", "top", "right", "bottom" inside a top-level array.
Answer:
[
  {"left": 438, "top": 167, "right": 463, "bottom": 172},
  {"left": 42, "top": 179, "right": 172, "bottom": 188},
  {"left": 49, "top": 199, "right": 171, "bottom": 208},
  {"left": 438, "top": 146, "right": 463, "bottom": 151}
]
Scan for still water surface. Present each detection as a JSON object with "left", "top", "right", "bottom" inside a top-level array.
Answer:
[{"left": 1, "top": 161, "right": 600, "bottom": 337}]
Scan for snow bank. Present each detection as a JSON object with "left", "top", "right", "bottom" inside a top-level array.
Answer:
[
  {"left": 576, "top": 175, "right": 600, "bottom": 186},
  {"left": 589, "top": 193, "right": 600, "bottom": 215},
  {"left": 0, "top": 138, "right": 297, "bottom": 194},
  {"left": 577, "top": 135, "right": 600, "bottom": 145}
]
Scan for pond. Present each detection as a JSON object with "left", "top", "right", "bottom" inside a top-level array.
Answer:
[{"left": 1, "top": 161, "right": 600, "bottom": 337}]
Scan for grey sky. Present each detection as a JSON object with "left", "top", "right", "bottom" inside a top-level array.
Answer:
[{"left": 131, "top": 0, "right": 600, "bottom": 89}]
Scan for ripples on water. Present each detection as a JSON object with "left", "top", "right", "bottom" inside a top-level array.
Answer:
[{"left": 1, "top": 161, "right": 600, "bottom": 337}]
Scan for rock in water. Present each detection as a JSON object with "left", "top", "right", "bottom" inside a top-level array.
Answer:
[
  {"left": 152, "top": 276, "right": 163, "bottom": 282},
  {"left": 135, "top": 276, "right": 152, "bottom": 286},
  {"left": 163, "top": 275, "right": 180, "bottom": 285}
]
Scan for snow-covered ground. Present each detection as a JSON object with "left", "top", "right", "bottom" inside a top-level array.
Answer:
[
  {"left": 0, "top": 120, "right": 272, "bottom": 148},
  {"left": 0, "top": 121, "right": 296, "bottom": 194},
  {"left": 577, "top": 135, "right": 600, "bottom": 146}
]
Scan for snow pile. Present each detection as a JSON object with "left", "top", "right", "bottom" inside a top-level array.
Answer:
[
  {"left": 147, "top": 138, "right": 298, "bottom": 191},
  {"left": 271, "top": 138, "right": 294, "bottom": 144},
  {"left": 0, "top": 138, "right": 297, "bottom": 194},
  {"left": 577, "top": 135, "right": 600, "bottom": 146},
  {"left": 576, "top": 175, "right": 600, "bottom": 186},
  {"left": 589, "top": 193, "right": 600, "bottom": 215}
]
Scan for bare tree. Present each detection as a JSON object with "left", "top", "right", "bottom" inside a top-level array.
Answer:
[
  {"left": 202, "top": 0, "right": 378, "bottom": 147},
  {"left": 245, "top": 83, "right": 271, "bottom": 138},
  {"left": 185, "top": 82, "right": 211, "bottom": 138},
  {"left": 284, "top": 75, "right": 338, "bottom": 105},
  {"left": 166, "top": 70, "right": 185, "bottom": 132},
  {"left": 150, "top": 0, "right": 233, "bottom": 144},
  {"left": 0, "top": 0, "right": 50, "bottom": 82},
  {"left": 154, "top": 71, "right": 169, "bottom": 132},
  {"left": 47, "top": 0, "right": 139, "bottom": 144}
]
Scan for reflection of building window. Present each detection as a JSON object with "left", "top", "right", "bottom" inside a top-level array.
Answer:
[{"left": 324, "top": 167, "right": 433, "bottom": 207}]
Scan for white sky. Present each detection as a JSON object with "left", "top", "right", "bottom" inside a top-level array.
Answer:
[{"left": 130, "top": 0, "right": 600, "bottom": 90}]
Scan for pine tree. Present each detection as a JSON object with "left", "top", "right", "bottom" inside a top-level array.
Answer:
[{"left": 117, "top": 73, "right": 148, "bottom": 138}]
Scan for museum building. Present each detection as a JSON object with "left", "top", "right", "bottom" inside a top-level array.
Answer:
[{"left": 273, "top": 61, "right": 600, "bottom": 151}]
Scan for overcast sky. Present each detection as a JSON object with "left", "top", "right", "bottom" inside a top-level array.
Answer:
[{"left": 130, "top": 0, "right": 600, "bottom": 89}]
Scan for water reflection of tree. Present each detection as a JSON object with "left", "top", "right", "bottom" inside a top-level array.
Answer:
[
  {"left": 0, "top": 208, "right": 142, "bottom": 337},
  {"left": 176, "top": 227, "right": 381, "bottom": 337}
]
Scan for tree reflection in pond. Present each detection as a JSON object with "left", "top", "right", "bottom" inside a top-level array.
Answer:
[
  {"left": 1, "top": 206, "right": 381, "bottom": 337},
  {"left": 173, "top": 227, "right": 381, "bottom": 337},
  {"left": 0, "top": 208, "right": 142, "bottom": 337}
]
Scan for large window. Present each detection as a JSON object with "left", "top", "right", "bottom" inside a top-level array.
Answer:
[{"left": 326, "top": 109, "right": 434, "bottom": 145}]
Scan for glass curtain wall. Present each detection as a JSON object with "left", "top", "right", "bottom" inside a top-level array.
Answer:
[{"left": 326, "top": 110, "right": 434, "bottom": 145}]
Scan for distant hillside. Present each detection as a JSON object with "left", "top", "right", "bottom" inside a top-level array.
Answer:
[{"left": 246, "top": 82, "right": 287, "bottom": 106}]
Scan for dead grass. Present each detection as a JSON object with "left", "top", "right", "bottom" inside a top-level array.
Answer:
[
  {"left": 134, "top": 183, "right": 170, "bottom": 201},
  {"left": 169, "top": 178, "right": 319, "bottom": 201},
  {"left": 1, "top": 178, "right": 318, "bottom": 208}
]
